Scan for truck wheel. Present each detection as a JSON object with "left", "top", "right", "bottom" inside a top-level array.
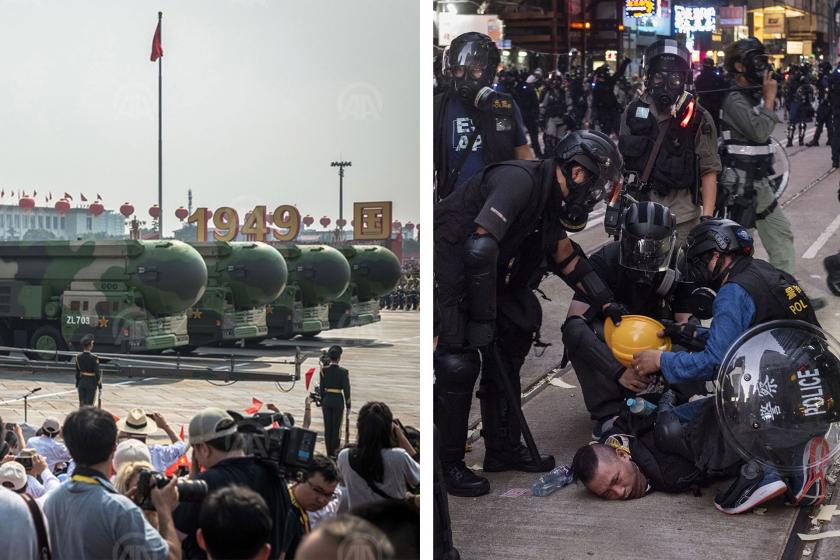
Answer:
[{"left": 27, "top": 326, "right": 68, "bottom": 361}]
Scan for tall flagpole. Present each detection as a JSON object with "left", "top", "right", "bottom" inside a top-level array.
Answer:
[{"left": 157, "top": 11, "right": 163, "bottom": 239}]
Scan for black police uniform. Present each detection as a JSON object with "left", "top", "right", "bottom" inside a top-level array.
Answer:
[
  {"left": 829, "top": 70, "right": 840, "bottom": 167},
  {"left": 433, "top": 89, "right": 519, "bottom": 200},
  {"left": 620, "top": 98, "right": 701, "bottom": 198},
  {"left": 320, "top": 362, "right": 350, "bottom": 458},
  {"left": 809, "top": 71, "right": 832, "bottom": 146},
  {"left": 592, "top": 59, "right": 631, "bottom": 136},
  {"left": 514, "top": 80, "right": 542, "bottom": 157},
  {"left": 726, "top": 257, "right": 819, "bottom": 327},
  {"left": 562, "top": 242, "right": 693, "bottom": 421},
  {"left": 75, "top": 350, "right": 101, "bottom": 407},
  {"left": 435, "top": 159, "right": 573, "bottom": 474},
  {"left": 695, "top": 65, "right": 726, "bottom": 132}
]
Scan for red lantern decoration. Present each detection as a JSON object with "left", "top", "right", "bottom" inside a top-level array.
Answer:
[
  {"left": 320, "top": 216, "right": 331, "bottom": 228},
  {"left": 89, "top": 201, "right": 104, "bottom": 217},
  {"left": 336, "top": 218, "right": 347, "bottom": 228},
  {"left": 303, "top": 215, "right": 314, "bottom": 227},
  {"left": 149, "top": 204, "right": 161, "bottom": 219},
  {"left": 405, "top": 222, "right": 415, "bottom": 231},
  {"left": 175, "top": 206, "right": 188, "bottom": 221},
  {"left": 55, "top": 199, "right": 70, "bottom": 215},
  {"left": 119, "top": 202, "right": 134, "bottom": 218},
  {"left": 19, "top": 196, "right": 35, "bottom": 213}
]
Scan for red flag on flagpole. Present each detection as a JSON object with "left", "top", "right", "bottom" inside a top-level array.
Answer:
[
  {"left": 64, "top": 192, "right": 73, "bottom": 200},
  {"left": 244, "top": 397, "right": 263, "bottom": 415},
  {"left": 304, "top": 367, "right": 316, "bottom": 390},
  {"left": 80, "top": 194, "right": 88, "bottom": 202},
  {"left": 150, "top": 20, "right": 163, "bottom": 62}
]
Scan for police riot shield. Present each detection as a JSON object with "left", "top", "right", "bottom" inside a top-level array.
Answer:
[
  {"left": 715, "top": 320, "right": 840, "bottom": 474},
  {"left": 767, "top": 137, "right": 790, "bottom": 200}
]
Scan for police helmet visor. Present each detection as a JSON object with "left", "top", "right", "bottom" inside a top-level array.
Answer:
[
  {"left": 443, "top": 43, "right": 492, "bottom": 79},
  {"left": 652, "top": 71, "right": 685, "bottom": 90},
  {"left": 619, "top": 229, "right": 677, "bottom": 273},
  {"left": 745, "top": 52, "right": 770, "bottom": 75},
  {"left": 716, "top": 320, "right": 840, "bottom": 475}
]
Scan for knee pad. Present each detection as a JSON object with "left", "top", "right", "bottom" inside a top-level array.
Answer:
[
  {"left": 434, "top": 350, "right": 481, "bottom": 392},
  {"left": 654, "top": 409, "right": 694, "bottom": 462}
]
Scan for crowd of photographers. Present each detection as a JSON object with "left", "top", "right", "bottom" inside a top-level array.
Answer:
[{"left": 0, "top": 397, "right": 420, "bottom": 559}]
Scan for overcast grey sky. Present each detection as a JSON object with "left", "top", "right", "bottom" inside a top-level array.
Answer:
[{"left": 0, "top": 0, "right": 419, "bottom": 235}]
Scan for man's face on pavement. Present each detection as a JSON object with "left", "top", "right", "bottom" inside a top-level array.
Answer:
[
  {"left": 297, "top": 473, "right": 338, "bottom": 511},
  {"left": 586, "top": 449, "right": 647, "bottom": 500}
]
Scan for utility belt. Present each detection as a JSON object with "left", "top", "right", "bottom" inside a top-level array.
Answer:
[
  {"left": 718, "top": 144, "right": 777, "bottom": 228},
  {"left": 323, "top": 388, "right": 344, "bottom": 394},
  {"left": 79, "top": 372, "right": 98, "bottom": 377}
]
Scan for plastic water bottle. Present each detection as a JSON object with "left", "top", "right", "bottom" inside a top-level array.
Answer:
[
  {"left": 532, "top": 464, "right": 575, "bottom": 497},
  {"left": 626, "top": 397, "right": 657, "bottom": 416}
]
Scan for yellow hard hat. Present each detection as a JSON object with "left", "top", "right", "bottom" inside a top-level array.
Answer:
[{"left": 603, "top": 315, "right": 672, "bottom": 367}]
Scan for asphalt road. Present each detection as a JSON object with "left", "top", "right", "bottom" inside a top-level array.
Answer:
[{"left": 449, "top": 121, "right": 840, "bottom": 560}]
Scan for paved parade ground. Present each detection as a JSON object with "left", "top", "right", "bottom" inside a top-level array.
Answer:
[
  {"left": 449, "top": 122, "right": 840, "bottom": 560},
  {"left": 0, "top": 311, "right": 420, "bottom": 454}
]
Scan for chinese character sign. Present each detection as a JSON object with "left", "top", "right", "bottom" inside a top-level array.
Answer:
[
  {"left": 354, "top": 201, "right": 392, "bottom": 240},
  {"left": 625, "top": 0, "right": 655, "bottom": 18}
]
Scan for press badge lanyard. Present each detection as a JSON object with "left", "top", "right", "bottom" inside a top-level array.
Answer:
[
  {"left": 288, "top": 485, "right": 310, "bottom": 533},
  {"left": 71, "top": 473, "right": 117, "bottom": 494}
]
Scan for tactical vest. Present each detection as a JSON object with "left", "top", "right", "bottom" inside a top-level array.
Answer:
[
  {"left": 433, "top": 91, "right": 518, "bottom": 184},
  {"left": 619, "top": 99, "right": 699, "bottom": 195},
  {"left": 719, "top": 89, "right": 774, "bottom": 177},
  {"left": 727, "top": 258, "right": 820, "bottom": 327}
]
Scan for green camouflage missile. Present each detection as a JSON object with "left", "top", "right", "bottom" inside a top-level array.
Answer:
[
  {"left": 0, "top": 239, "right": 207, "bottom": 353},
  {"left": 268, "top": 244, "right": 351, "bottom": 338},
  {"left": 330, "top": 245, "right": 401, "bottom": 328},
  {"left": 187, "top": 241, "right": 287, "bottom": 347}
]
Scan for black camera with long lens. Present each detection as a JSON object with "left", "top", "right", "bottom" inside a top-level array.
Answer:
[
  {"left": 233, "top": 410, "right": 317, "bottom": 479},
  {"left": 310, "top": 384, "right": 323, "bottom": 407},
  {"left": 134, "top": 469, "right": 208, "bottom": 510}
]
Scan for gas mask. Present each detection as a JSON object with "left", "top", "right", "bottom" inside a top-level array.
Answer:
[
  {"left": 626, "top": 267, "right": 680, "bottom": 297},
  {"left": 741, "top": 51, "right": 770, "bottom": 85},
  {"left": 456, "top": 81, "right": 498, "bottom": 111},
  {"left": 647, "top": 69, "right": 687, "bottom": 110},
  {"left": 443, "top": 34, "right": 501, "bottom": 111},
  {"left": 558, "top": 164, "right": 611, "bottom": 232}
]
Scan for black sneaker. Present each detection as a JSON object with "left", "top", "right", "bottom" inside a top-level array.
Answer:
[
  {"left": 484, "top": 444, "right": 555, "bottom": 473},
  {"left": 714, "top": 461, "right": 787, "bottom": 515},
  {"left": 442, "top": 461, "right": 490, "bottom": 497}
]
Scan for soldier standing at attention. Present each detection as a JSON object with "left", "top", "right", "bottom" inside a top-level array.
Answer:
[
  {"left": 75, "top": 334, "right": 101, "bottom": 407},
  {"left": 320, "top": 345, "right": 350, "bottom": 458}
]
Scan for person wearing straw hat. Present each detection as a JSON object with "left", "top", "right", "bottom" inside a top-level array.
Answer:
[
  {"left": 75, "top": 334, "right": 100, "bottom": 407},
  {"left": 117, "top": 409, "right": 187, "bottom": 473}
]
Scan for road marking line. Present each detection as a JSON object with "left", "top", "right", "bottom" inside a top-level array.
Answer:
[
  {"left": 803, "top": 214, "right": 840, "bottom": 259},
  {"left": 0, "top": 377, "right": 157, "bottom": 406}
]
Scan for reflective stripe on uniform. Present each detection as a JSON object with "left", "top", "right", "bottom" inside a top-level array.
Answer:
[
  {"left": 324, "top": 388, "right": 343, "bottom": 394},
  {"left": 724, "top": 144, "right": 774, "bottom": 156}
]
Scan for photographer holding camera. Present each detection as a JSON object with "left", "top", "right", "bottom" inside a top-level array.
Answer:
[
  {"left": 173, "top": 408, "right": 296, "bottom": 560},
  {"left": 41, "top": 406, "right": 181, "bottom": 560}
]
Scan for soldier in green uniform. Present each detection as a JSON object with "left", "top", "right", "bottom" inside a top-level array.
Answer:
[
  {"left": 320, "top": 345, "right": 350, "bottom": 458},
  {"left": 75, "top": 334, "right": 101, "bottom": 407}
]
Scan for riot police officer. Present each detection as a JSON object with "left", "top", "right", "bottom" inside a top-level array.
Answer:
[
  {"left": 433, "top": 33, "right": 533, "bottom": 202},
  {"left": 694, "top": 57, "right": 727, "bottom": 133},
  {"left": 434, "top": 130, "right": 626, "bottom": 496},
  {"left": 563, "top": 202, "right": 702, "bottom": 435},
  {"left": 828, "top": 65, "right": 840, "bottom": 168},
  {"left": 591, "top": 59, "right": 631, "bottom": 137},
  {"left": 806, "top": 62, "right": 832, "bottom": 147},
  {"left": 618, "top": 39, "right": 720, "bottom": 246},
  {"left": 718, "top": 38, "right": 796, "bottom": 275},
  {"left": 320, "top": 345, "right": 350, "bottom": 458},
  {"left": 631, "top": 218, "right": 819, "bottom": 385},
  {"left": 75, "top": 334, "right": 101, "bottom": 407}
]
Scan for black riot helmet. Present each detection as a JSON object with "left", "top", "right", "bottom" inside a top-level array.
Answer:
[
  {"left": 642, "top": 39, "right": 691, "bottom": 109},
  {"left": 442, "top": 32, "right": 501, "bottom": 110},
  {"left": 683, "top": 218, "right": 754, "bottom": 291},
  {"left": 830, "top": 66, "right": 840, "bottom": 95},
  {"left": 619, "top": 202, "right": 677, "bottom": 274},
  {"left": 551, "top": 130, "right": 624, "bottom": 231},
  {"left": 724, "top": 38, "right": 770, "bottom": 85}
]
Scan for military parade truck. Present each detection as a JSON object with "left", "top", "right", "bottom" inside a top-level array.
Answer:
[
  {"left": 267, "top": 244, "right": 350, "bottom": 338},
  {"left": 330, "top": 245, "right": 401, "bottom": 329},
  {"left": 185, "top": 241, "right": 287, "bottom": 348},
  {"left": 0, "top": 240, "right": 208, "bottom": 353}
]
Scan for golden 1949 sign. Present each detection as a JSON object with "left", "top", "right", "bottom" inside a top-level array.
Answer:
[{"left": 187, "top": 201, "right": 393, "bottom": 242}]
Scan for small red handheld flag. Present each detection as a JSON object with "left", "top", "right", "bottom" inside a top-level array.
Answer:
[
  {"left": 179, "top": 425, "right": 185, "bottom": 441},
  {"left": 150, "top": 20, "right": 163, "bottom": 62},
  {"left": 304, "top": 367, "right": 316, "bottom": 390},
  {"left": 244, "top": 397, "right": 263, "bottom": 415}
]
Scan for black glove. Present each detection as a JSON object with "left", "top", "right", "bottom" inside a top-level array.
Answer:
[
  {"left": 602, "top": 302, "right": 629, "bottom": 326},
  {"left": 661, "top": 319, "right": 706, "bottom": 352},
  {"left": 465, "top": 320, "right": 494, "bottom": 348}
]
